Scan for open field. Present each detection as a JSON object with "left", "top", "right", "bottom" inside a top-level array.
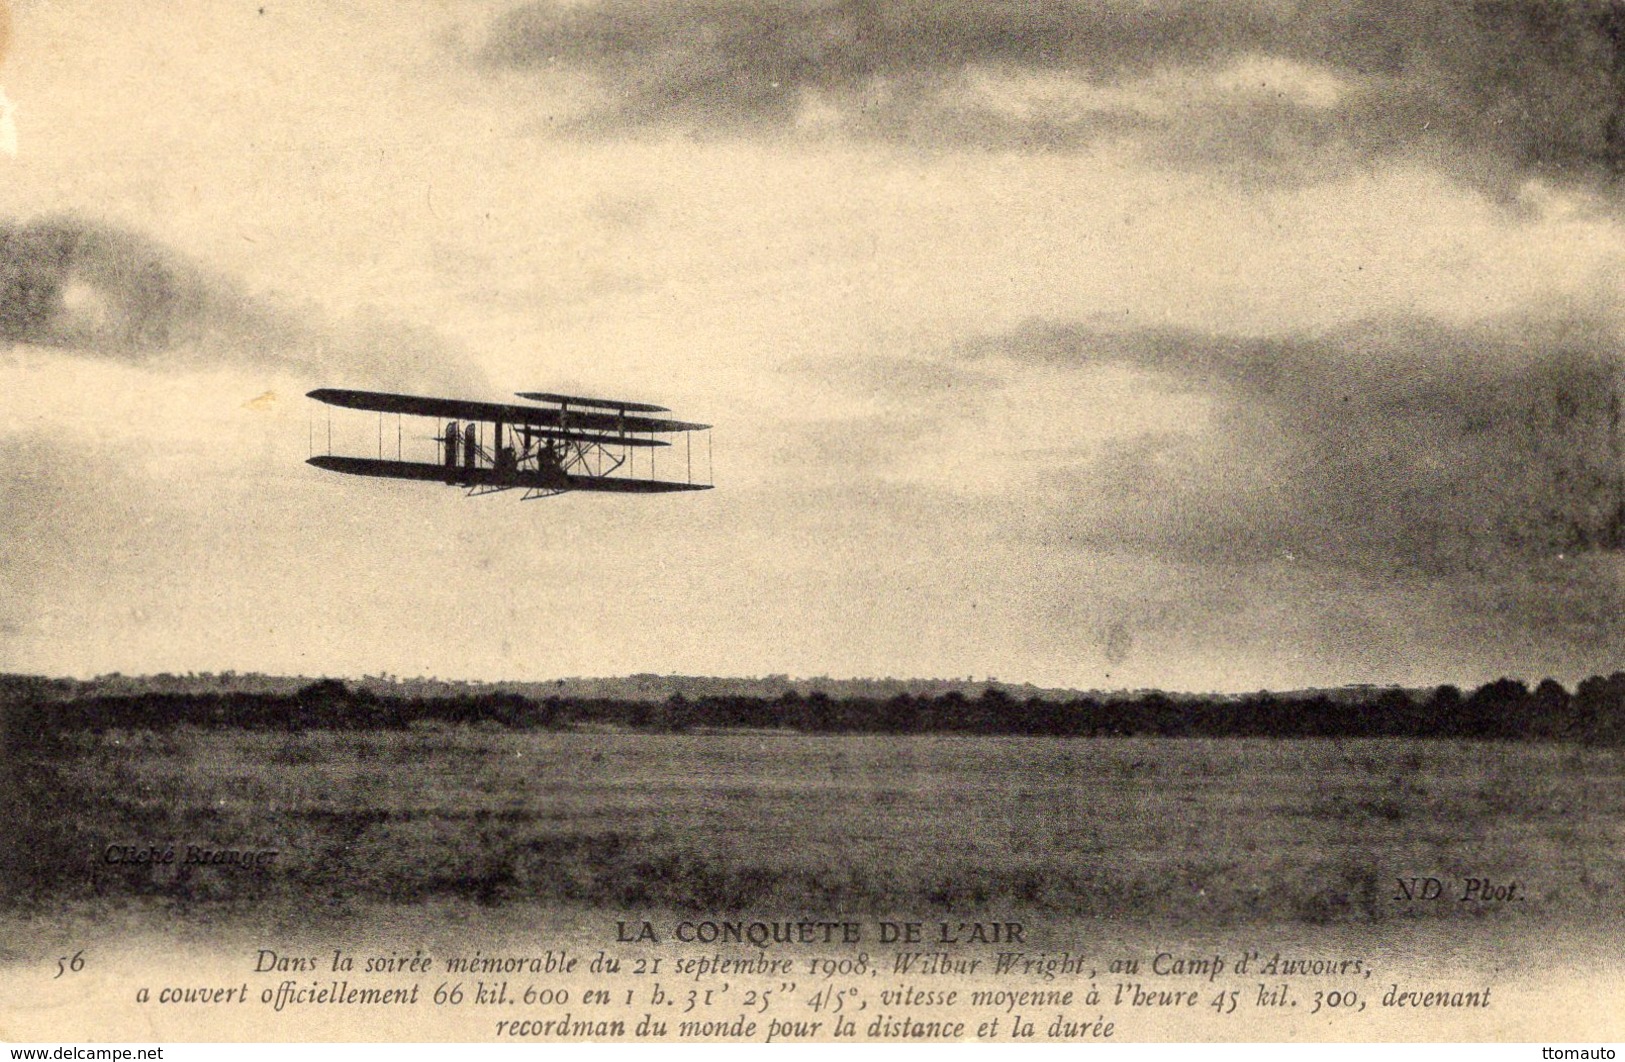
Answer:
[{"left": 7, "top": 727, "right": 1623, "bottom": 926}]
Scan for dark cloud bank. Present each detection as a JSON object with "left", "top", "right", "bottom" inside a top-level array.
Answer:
[
  {"left": 989, "top": 315, "right": 1625, "bottom": 572},
  {"left": 0, "top": 214, "right": 485, "bottom": 644},
  {"left": 483, "top": 0, "right": 1625, "bottom": 187},
  {"left": 0, "top": 215, "right": 478, "bottom": 389},
  {"left": 972, "top": 315, "right": 1625, "bottom": 677}
]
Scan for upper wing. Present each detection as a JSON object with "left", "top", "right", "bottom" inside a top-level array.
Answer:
[
  {"left": 308, "top": 389, "right": 709, "bottom": 434},
  {"left": 516, "top": 391, "right": 670, "bottom": 413}
]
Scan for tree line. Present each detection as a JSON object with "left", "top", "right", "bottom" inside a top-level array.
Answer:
[{"left": 16, "top": 672, "right": 1625, "bottom": 743}]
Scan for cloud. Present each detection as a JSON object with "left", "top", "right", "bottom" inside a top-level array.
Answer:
[
  {"left": 0, "top": 215, "right": 481, "bottom": 390},
  {"left": 1, "top": 216, "right": 292, "bottom": 357},
  {"left": 983, "top": 315, "right": 1625, "bottom": 575},
  {"left": 478, "top": 0, "right": 1273, "bottom": 135},
  {"left": 785, "top": 352, "right": 1004, "bottom": 398},
  {"left": 480, "top": 0, "right": 1625, "bottom": 189},
  {"left": 956, "top": 312, "right": 1625, "bottom": 683}
]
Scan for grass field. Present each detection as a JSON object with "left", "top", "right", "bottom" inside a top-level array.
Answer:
[{"left": 8, "top": 726, "right": 1624, "bottom": 925}]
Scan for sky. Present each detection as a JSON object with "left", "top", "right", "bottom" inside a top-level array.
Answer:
[{"left": 3, "top": 0, "right": 1625, "bottom": 691}]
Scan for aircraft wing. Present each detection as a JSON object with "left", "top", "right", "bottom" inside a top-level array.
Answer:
[
  {"left": 308, "top": 388, "right": 709, "bottom": 434},
  {"left": 516, "top": 391, "right": 670, "bottom": 413},
  {"left": 307, "top": 456, "right": 461, "bottom": 483},
  {"left": 562, "top": 473, "right": 712, "bottom": 493},
  {"left": 307, "top": 456, "right": 711, "bottom": 493}
]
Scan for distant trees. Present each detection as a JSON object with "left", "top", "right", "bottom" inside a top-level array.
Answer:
[
  {"left": 624, "top": 675, "right": 1614, "bottom": 743},
  {"left": 1529, "top": 678, "right": 1573, "bottom": 741},
  {"left": 12, "top": 671, "right": 1624, "bottom": 743},
  {"left": 1461, "top": 678, "right": 1531, "bottom": 740},
  {"left": 1573, "top": 673, "right": 1625, "bottom": 745},
  {"left": 1426, "top": 684, "right": 1463, "bottom": 734}
]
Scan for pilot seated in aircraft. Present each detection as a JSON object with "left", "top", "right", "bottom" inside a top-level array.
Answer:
[{"left": 536, "top": 440, "right": 564, "bottom": 472}]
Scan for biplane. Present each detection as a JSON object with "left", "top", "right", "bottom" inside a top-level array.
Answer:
[{"left": 306, "top": 388, "right": 712, "bottom": 499}]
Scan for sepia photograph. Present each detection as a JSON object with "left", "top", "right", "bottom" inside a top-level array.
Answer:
[{"left": 2, "top": 0, "right": 1623, "bottom": 1044}]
